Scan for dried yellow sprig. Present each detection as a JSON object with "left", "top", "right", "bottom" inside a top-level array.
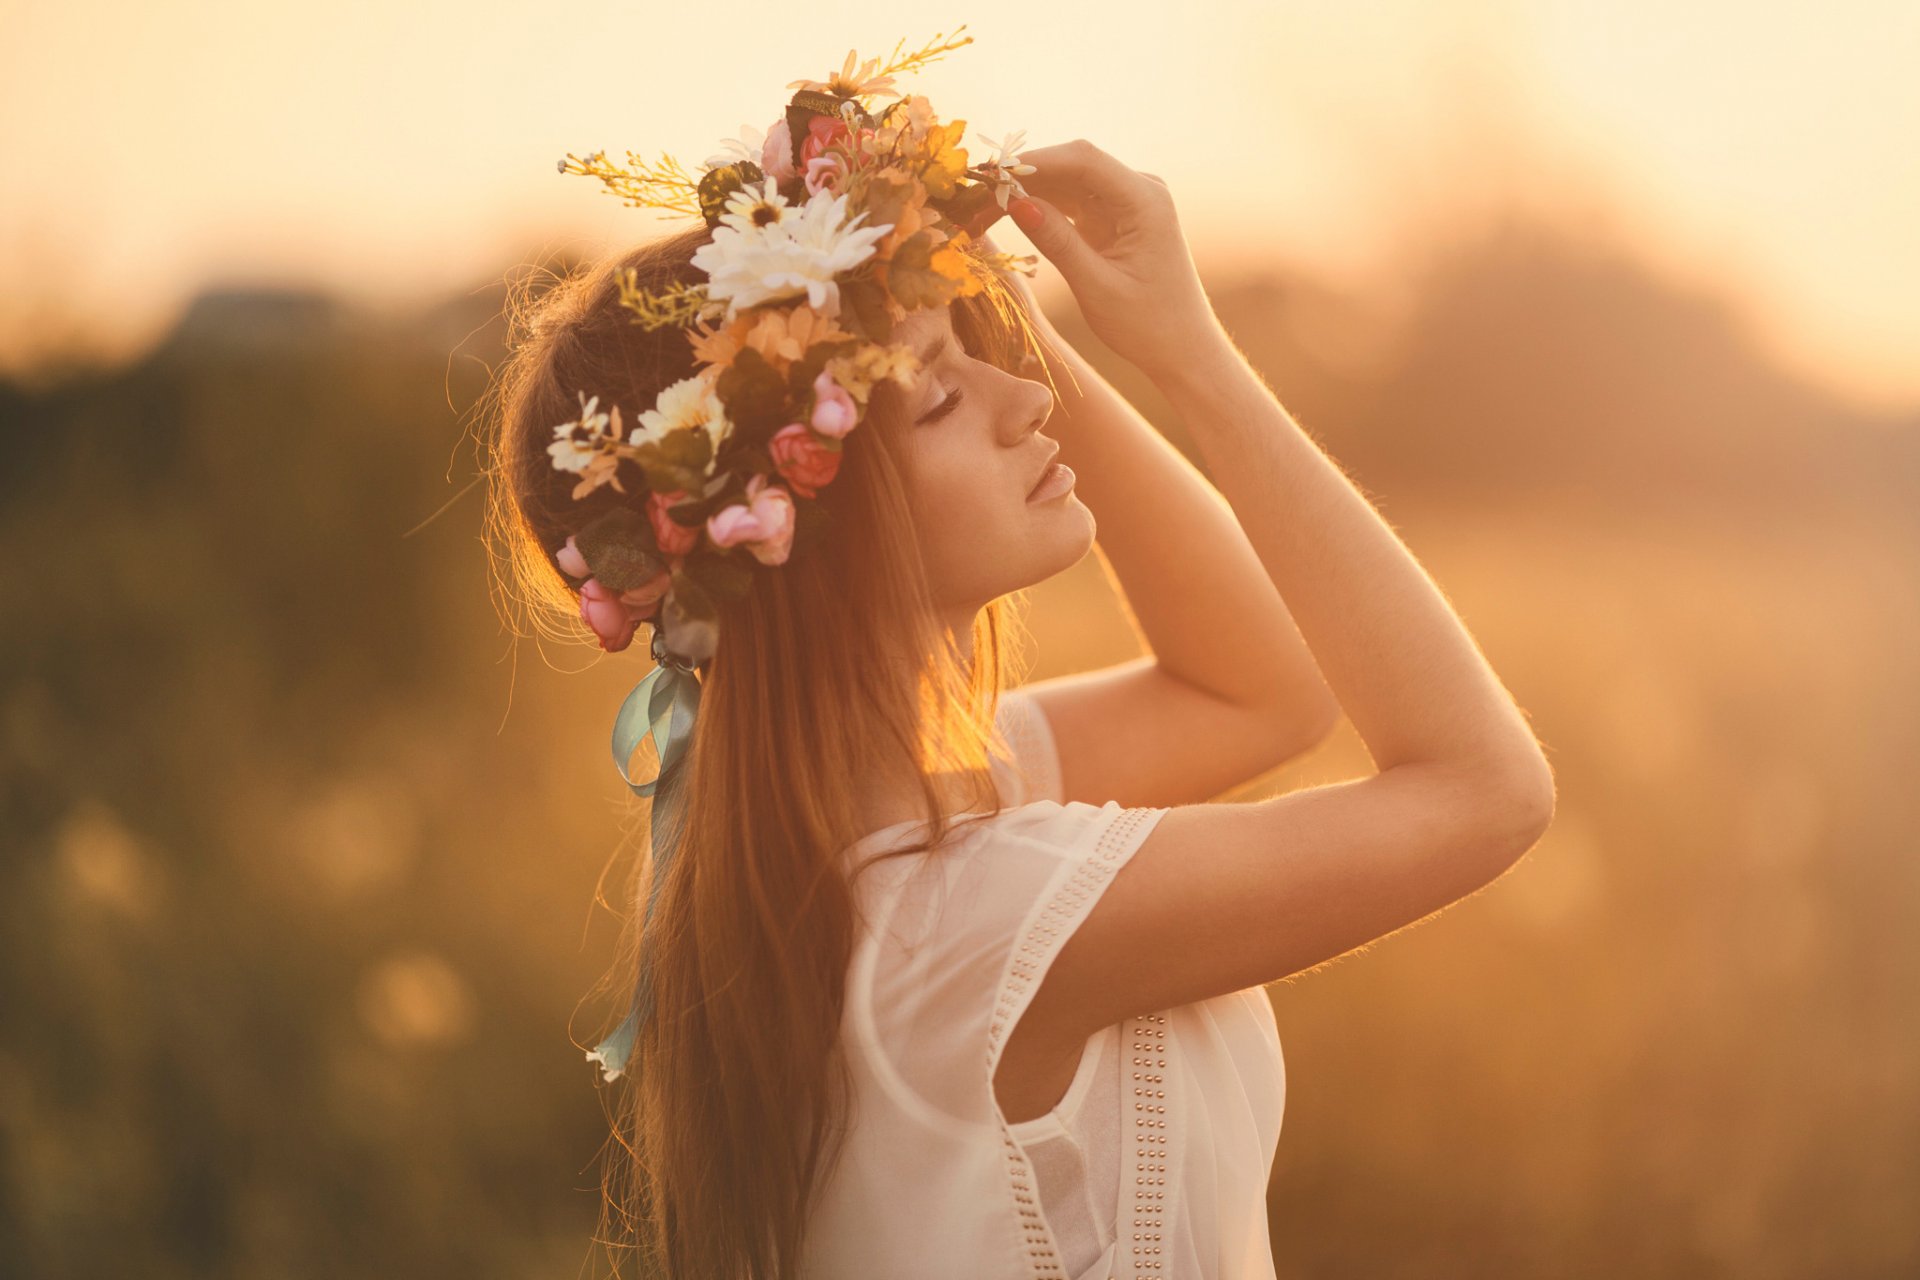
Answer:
[
  {"left": 616, "top": 272, "right": 720, "bottom": 331},
  {"left": 789, "top": 27, "right": 975, "bottom": 100},
  {"left": 557, "top": 149, "right": 702, "bottom": 219},
  {"left": 870, "top": 26, "right": 975, "bottom": 86}
]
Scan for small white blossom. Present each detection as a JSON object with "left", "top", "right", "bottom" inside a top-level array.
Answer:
[
  {"left": 974, "top": 129, "right": 1039, "bottom": 209},
  {"left": 547, "top": 391, "right": 617, "bottom": 473},
  {"left": 704, "top": 125, "right": 767, "bottom": 171}
]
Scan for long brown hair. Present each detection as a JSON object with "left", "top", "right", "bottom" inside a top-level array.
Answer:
[{"left": 478, "top": 222, "right": 1052, "bottom": 1278}]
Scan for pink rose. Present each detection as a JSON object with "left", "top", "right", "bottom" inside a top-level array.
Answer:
[
  {"left": 760, "top": 118, "right": 796, "bottom": 182},
  {"left": 810, "top": 370, "right": 858, "bottom": 438},
  {"left": 768, "top": 422, "right": 841, "bottom": 498},
  {"left": 578, "top": 578, "right": 639, "bottom": 652},
  {"left": 705, "top": 473, "right": 796, "bottom": 566},
  {"left": 799, "top": 116, "right": 847, "bottom": 166},
  {"left": 555, "top": 533, "right": 589, "bottom": 579},
  {"left": 648, "top": 489, "right": 700, "bottom": 557},
  {"left": 804, "top": 152, "right": 849, "bottom": 197},
  {"left": 618, "top": 568, "right": 672, "bottom": 622}
]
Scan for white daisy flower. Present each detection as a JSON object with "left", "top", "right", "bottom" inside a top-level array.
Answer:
[
  {"left": 704, "top": 124, "right": 767, "bottom": 172},
  {"left": 690, "top": 187, "right": 894, "bottom": 318},
  {"left": 548, "top": 392, "right": 617, "bottom": 473},
  {"left": 630, "top": 371, "right": 732, "bottom": 454},
  {"left": 720, "top": 175, "right": 791, "bottom": 229}
]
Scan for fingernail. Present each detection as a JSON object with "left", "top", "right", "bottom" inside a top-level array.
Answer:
[{"left": 1009, "top": 198, "right": 1041, "bottom": 231}]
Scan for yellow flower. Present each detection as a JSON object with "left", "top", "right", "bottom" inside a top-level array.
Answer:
[
  {"left": 826, "top": 343, "right": 923, "bottom": 405},
  {"left": 742, "top": 304, "right": 852, "bottom": 372},
  {"left": 915, "top": 119, "right": 968, "bottom": 199},
  {"left": 687, "top": 313, "right": 753, "bottom": 366},
  {"left": 788, "top": 47, "right": 899, "bottom": 99}
]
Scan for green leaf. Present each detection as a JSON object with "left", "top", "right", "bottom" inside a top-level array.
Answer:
[
  {"left": 860, "top": 169, "right": 920, "bottom": 236},
  {"left": 668, "top": 565, "right": 717, "bottom": 622},
  {"left": 697, "top": 161, "right": 764, "bottom": 227},
  {"left": 885, "top": 229, "right": 963, "bottom": 311},
  {"left": 933, "top": 181, "right": 1005, "bottom": 243},
  {"left": 665, "top": 495, "right": 713, "bottom": 527},
  {"left": 676, "top": 470, "right": 747, "bottom": 521},
  {"left": 838, "top": 274, "right": 894, "bottom": 343},
  {"left": 631, "top": 427, "right": 713, "bottom": 495},
  {"left": 658, "top": 426, "right": 712, "bottom": 472},
  {"left": 684, "top": 548, "right": 756, "bottom": 603},
  {"left": 787, "top": 336, "right": 861, "bottom": 401},
  {"left": 714, "top": 346, "right": 791, "bottom": 437},
  {"left": 573, "top": 507, "right": 666, "bottom": 592}
]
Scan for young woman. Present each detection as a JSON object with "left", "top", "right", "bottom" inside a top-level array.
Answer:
[{"left": 486, "top": 135, "right": 1554, "bottom": 1280}]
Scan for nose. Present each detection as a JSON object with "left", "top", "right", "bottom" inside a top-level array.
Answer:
[{"left": 995, "top": 362, "right": 1055, "bottom": 446}]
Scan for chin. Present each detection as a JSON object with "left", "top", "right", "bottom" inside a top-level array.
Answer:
[
  {"left": 1038, "top": 496, "right": 1097, "bottom": 576},
  {"left": 957, "top": 501, "right": 1097, "bottom": 601}
]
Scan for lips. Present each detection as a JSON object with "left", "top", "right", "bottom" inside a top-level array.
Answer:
[{"left": 1025, "top": 442, "right": 1061, "bottom": 498}]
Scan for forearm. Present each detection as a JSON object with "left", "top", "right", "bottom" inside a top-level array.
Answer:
[
  {"left": 1034, "top": 323, "right": 1336, "bottom": 730},
  {"left": 1145, "top": 332, "right": 1550, "bottom": 785}
]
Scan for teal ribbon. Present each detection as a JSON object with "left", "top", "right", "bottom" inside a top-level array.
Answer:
[
  {"left": 609, "top": 647, "right": 703, "bottom": 798},
  {"left": 587, "top": 634, "right": 702, "bottom": 1083}
]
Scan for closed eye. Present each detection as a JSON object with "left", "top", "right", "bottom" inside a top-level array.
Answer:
[{"left": 917, "top": 385, "right": 964, "bottom": 425}]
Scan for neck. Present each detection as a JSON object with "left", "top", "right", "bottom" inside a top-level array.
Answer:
[{"left": 851, "top": 604, "right": 994, "bottom": 837}]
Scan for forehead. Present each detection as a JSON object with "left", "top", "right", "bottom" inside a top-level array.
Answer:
[{"left": 893, "top": 304, "right": 955, "bottom": 364}]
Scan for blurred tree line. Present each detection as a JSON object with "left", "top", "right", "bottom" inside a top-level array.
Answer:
[{"left": 1, "top": 212, "right": 1915, "bottom": 1277}]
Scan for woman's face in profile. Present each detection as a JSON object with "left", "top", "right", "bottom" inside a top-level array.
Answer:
[{"left": 881, "top": 303, "right": 1093, "bottom": 612}]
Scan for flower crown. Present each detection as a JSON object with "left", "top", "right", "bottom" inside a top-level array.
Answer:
[{"left": 546, "top": 26, "right": 1038, "bottom": 669}]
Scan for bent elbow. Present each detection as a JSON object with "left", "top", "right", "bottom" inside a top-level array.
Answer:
[{"left": 1490, "top": 760, "right": 1557, "bottom": 862}]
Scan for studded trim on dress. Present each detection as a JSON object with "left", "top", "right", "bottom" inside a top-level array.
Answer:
[{"left": 1125, "top": 1011, "right": 1170, "bottom": 1275}]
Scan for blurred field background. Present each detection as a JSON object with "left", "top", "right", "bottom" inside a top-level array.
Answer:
[{"left": 2, "top": 4, "right": 1916, "bottom": 1278}]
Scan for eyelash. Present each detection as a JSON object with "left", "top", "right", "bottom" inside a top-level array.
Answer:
[{"left": 920, "top": 385, "right": 964, "bottom": 424}]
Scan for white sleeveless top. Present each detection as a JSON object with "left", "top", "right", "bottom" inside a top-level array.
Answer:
[{"left": 801, "top": 689, "right": 1287, "bottom": 1279}]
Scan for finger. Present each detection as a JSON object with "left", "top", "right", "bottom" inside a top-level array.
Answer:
[
  {"left": 1014, "top": 139, "right": 1153, "bottom": 214},
  {"left": 1009, "top": 194, "right": 1104, "bottom": 289}
]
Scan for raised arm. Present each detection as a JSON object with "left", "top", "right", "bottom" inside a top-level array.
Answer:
[
  {"left": 994, "top": 142, "right": 1555, "bottom": 1112},
  {"left": 1009, "top": 141, "right": 1551, "bottom": 788},
  {"left": 980, "top": 234, "right": 1338, "bottom": 808}
]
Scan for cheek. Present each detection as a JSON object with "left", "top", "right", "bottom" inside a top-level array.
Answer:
[{"left": 906, "top": 440, "right": 1023, "bottom": 547}]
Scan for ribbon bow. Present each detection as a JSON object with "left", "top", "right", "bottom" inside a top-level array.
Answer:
[
  {"left": 610, "top": 630, "right": 703, "bottom": 798},
  {"left": 587, "top": 631, "right": 703, "bottom": 1083}
]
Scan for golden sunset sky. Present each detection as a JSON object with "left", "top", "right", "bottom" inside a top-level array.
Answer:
[{"left": 2, "top": 0, "right": 1914, "bottom": 409}]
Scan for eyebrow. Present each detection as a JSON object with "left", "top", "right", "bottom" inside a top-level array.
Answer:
[{"left": 915, "top": 330, "right": 950, "bottom": 369}]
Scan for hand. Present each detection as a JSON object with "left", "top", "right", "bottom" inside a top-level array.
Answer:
[{"left": 1006, "top": 139, "right": 1220, "bottom": 377}]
